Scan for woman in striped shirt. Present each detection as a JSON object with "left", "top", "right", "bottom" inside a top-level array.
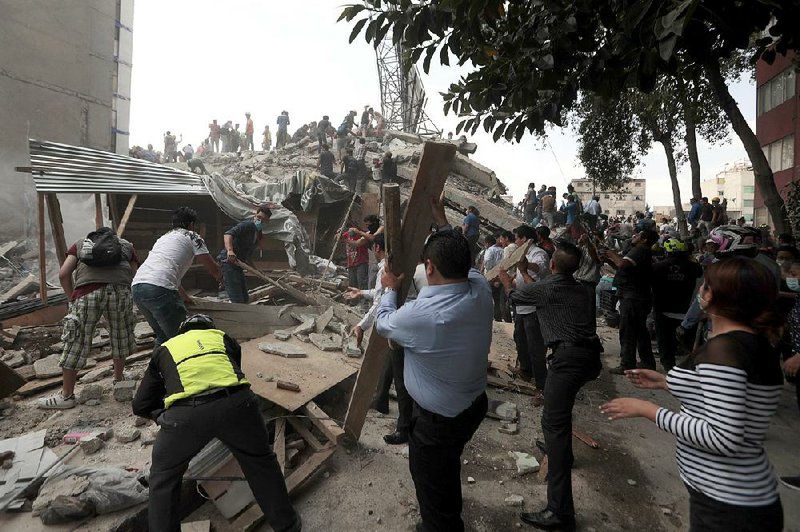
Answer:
[{"left": 601, "top": 257, "right": 784, "bottom": 531}]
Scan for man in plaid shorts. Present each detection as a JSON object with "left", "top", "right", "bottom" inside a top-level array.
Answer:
[{"left": 38, "top": 228, "right": 139, "bottom": 410}]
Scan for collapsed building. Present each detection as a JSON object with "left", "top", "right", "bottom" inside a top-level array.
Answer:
[{"left": 0, "top": 132, "right": 525, "bottom": 530}]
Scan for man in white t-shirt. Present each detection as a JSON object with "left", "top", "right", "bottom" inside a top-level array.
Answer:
[{"left": 132, "top": 207, "right": 223, "bottom": 346}]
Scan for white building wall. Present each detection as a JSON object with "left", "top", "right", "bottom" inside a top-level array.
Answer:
[
  {"left": 700, "top": 162, "right": 756, "bottom": 222},
  {"left": 569, "top": 178, "right": 647, "bottom": 218}
]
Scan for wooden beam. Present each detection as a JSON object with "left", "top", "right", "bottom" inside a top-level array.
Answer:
[
  {"left": 107, "top": 193, "right": 120, "bottom": 231},
  {"left": 484, "top": 240, "right": 531, "bottom": 282},
  {"left": 0, "top": 275, "right": 38, "bottom": 304},
  {"left": 274, "top": 418, "right": 286, "bottom": 474},
  {"left": 343, "top": 142, "right": 456, "bottom": 440},
  {"left": 382, "top": 183, "right": 402, "bottom": 260},
  {"left": 94, "top": 194, "right": 103, "bottom": 229},
  {"left": 116, "top": 194, "right": 138, "bottom": 238},
  {"left": 287, "top": 416, "right": 324, "bottom": 452},
  {"left": 0, "top": 302, "right": 67, "bottom": 329},
  {"left": 302, "top": 401, "right": 345, "bottom": 445},
  {"left": 37, "top": 193, "right": 47, "bottom": 305},
  {"left": 238, "top": 262, "right": 319, "bottom": 307},
  {"left": 44, "top": 194, "right": 68, "bottom": 267},
  {"left": 0, "top": 359, "right": 26, "bottom": 399}
]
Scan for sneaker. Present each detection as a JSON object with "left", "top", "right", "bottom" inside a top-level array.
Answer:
[
  {"left": 780, "top": 476, "right": 800, "bottom": 491},
  {"left": 37, "top": 393, "right": 76, "bottom": 410},
  {"left": 608, "top": 366, "right": 633, "bottom": 375}
]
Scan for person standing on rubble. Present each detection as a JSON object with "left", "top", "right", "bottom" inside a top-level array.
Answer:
[
  {"left": 218, "top": 204, "right": 272, "bottom": 304},
  {"left": 353, "top": 137, "right": 369, "bottom": 193},
  {"left": 375, "top": 196, "right": 492, "bottom": 531},
  {"left": 336, "top": 111, "right": 356, "bottom": 159},
  {"left": 132, "top": 314, "right": 301, "bottom": 532},
  {"left": 317, "top": 144, "right": 336, "bottom": 178},
  {"left": 499, "top": 242, "right": 602, "bottom": 531},
  {"left": 462, "top": 206, "right": 481, "bottom": 264},
  {"left": 276, "top": 110, "right": 290, "bottom": 149},
  {"left": 132, "top": 207, "right": 223, "bottom": 346},
  {"left": 244, "top": 112, "right": 255, "bottom": 151},
  {"left": 339, "top": 147, "right": 359, "bottom": 192},
  {"left": 340, "top": 222, "right": 370, "bottom": 290},
  {"left": 317, "top": 115, "right": 331, "bottom": 149},
  {"left": 360, "top": 106, "right": 373, "bottom": 136},
  {"left": 38, "top": 227, "right": 140, "bottom": 410},
  {"left": 262, "top": 125, "right": 272, "bottom": 151},
  {"left": 381, "top": 151, "right": 397, "bottom": 184},
  {"left": 208, "top": 120, "right": 221, "bottom": 153}
]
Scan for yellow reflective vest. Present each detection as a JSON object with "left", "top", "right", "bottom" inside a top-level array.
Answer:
[{"left": 161, "top": 329, "right": 249, "bottom": 408}]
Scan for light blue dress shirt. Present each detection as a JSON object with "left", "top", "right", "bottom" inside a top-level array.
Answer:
[{"left": 376, "top": 268, "right": 493, "bottom": 417}]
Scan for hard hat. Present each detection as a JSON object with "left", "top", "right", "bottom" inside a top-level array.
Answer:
[
  {"left": 712, "top": 196, "right": 720, "bottom": 202},
  {"left": 663, "top": 238, "right": 688, "bottom": 254},
  {"left": 709, "top": 225, "right": 761, "bottom": 257},
  {"left": 178, "top": 314, "right": 215, "bottom": 334}
]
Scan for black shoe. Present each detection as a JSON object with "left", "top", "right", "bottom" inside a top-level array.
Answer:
[
  {"left": 520, "top": 509, "right": 575, "bottom": 531},
  {"left": 383, "top": 431, "right": 409, "bottom": 445},
  {"left": 608, "top": 365, "right": 633, "bottom": 375},
  {"left": 415, "top": 522, "right": 424, "bottom": 532}
]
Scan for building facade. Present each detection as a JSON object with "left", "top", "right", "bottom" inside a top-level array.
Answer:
[
  {"left": 755, "top": 50, "right": 797, "bottom": 226},
  {"left": 569, "top": 178, "right": 647, "bottom": 219},
  {"left": 700, "top": 161, "right": 756, "bottom": 222},
  {"left": 0, "top": 0, "right": 133, "bottom": 244}
]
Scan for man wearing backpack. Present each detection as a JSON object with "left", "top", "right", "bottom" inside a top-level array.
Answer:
[{"left": 38, "top": 228, "right": 140, "bottom": 410}]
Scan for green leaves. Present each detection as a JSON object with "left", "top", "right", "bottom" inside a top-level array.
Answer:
[{"left": 349, "top": 18, "right": 367, "bottom": 44}]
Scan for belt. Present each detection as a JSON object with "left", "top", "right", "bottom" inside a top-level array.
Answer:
[
  {"left": 171, "top": 384, "right": 249, "bottom": 407},
  {"left": 415, "top": 392, "right": 487, "bottom": 422}
]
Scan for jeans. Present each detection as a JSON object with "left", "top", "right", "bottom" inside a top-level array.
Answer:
[
  {"left": 409, "top": 393, "right": 487, "bottom": 532},
  {"left": 222, "top": 262, "right": 249, "bottom": 304},
  {"left": 210, "top": 137, "right": 219, "bottom": 152},
  {"left": 513, "top": 312, "right": 548, "bottom": 389},
  {"left": 542, "top": 346, "right": 601, "bottom": 519},
  {"left": 542, "top": 211, "right": 555, "bottom": 227},
  {"left": 149, "top": 388, "right": 300, "bottom": 532},
  {"left": 618, "top": 296, "right": 655, "bottom": 369},
  {"left": 374, "top": 346, "right": 412, "bottom": 433},
  {"left": 131, "top": 283, "right": 186, "bottom": 347},
  {"left": 245, "top": 133, "right": 254, "bottom": 151},
  {"left": 348, "top": 263, "right": 369, "bottom": 290},
  {"left": 686, "top": 484, "right": 782, "bottom": 532},
  {"left": 466, "top": 234, "right": 479, "bottom": 265}
]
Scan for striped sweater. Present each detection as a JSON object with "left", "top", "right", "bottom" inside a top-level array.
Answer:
[{"left": 655, "top": 331, "right": 784, "bottom": 507}]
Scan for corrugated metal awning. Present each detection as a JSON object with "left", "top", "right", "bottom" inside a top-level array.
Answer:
[{"left": 26, "top": 139, "right": 207, "bottom": 195}]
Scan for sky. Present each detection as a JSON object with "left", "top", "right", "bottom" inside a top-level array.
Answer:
[{"left": 129, "top": 0, "right": 756, "bottom": 208}]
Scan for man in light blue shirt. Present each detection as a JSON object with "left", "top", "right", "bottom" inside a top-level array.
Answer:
[{"left": 375, "top": 197, "right": 492, "bottom": 531}]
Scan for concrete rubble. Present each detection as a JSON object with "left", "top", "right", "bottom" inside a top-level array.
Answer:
[
  {"left": 258, "top": 342, "right": 308, "bottom": 358},
  {"left": 508, "top": 451, "right": 540, "bottom": 476},
  {"left": 113, "top": 380, "right": 137, "bottom": 402}
]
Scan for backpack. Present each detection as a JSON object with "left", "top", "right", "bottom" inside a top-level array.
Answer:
[
  {"left": 77, "top": 228, "right": 123, "bottom": 267},
  {"left": 337, "top": 121, "right": 350, "bottom": 135}
]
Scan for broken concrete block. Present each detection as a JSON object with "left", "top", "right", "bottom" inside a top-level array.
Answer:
[
  {"left": 33, "top": 354, "right": 62, "bottom": 379},
  {"left": 134, "top": 321, "right": 154, "bottom": 339},
  {"left": 508, "top": 451, "right": 540, "bottom": 476},
  {"left": 344, "top": 337, "right": 362, "bottom": 358},
  {"left": 258, "top": 342, "right": 308, "bottom": 358},
  {"left": 498, "top": 422, "right": 519, "bottom": 435},
  {"left": 273, "top": 330, "right": 292, "bottom": 341},
  {"left": 3, "top": 350, "right": 24, "bottom": 368},
  {"left": 115, "top": 427, "right": 141, "bottom": 443},
  {"left": 2, "top": 458, "right": 12, "bottom": 469},
  {"left": 76, "top": 384, "right": 103, "bottom": 405},
  {"left": 78, "top": 365, "right": 113, "bottom": 384},
  {"left": 113, "top": 380, "right": 137, "bottom": 402},
  {"left": 141, "top": 428, "right": 158, "bottom": 445},
  {"left": 295, "top": 334, "right": 310, "bottom": 343},
  {"left": 505, "top": 495, "right": 524, "bottom": 507},
  {"left": 79, "top": 435, "right": 104, "bottom": 454},
  {"left": 134, "top": 416, "right": 150, "bottom": 427},
  {"left": 292, "top": 318, "right": 315, "bottom": 336},
  {"left": 91, "top": 334, "right": 110, "bottom": 349},
  {"left": 49, "top": 342, "right": 64, "bottom": 354},
  {"left": 486, "top": 399, "right": 518, "bottom": 422},
  {"left": 308, "top": 333, "right": 340, "bottom": 352},
  {"left": 466, "top": 476, "right": 476, "bottom": 484},
  {"left": 315, "top": 308, "right": 334, "bottom": 333},
  {"left": 84, "top": 399, "right": 100, "bottom": 407}
]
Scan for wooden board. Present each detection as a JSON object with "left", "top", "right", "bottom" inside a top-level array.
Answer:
[
  {"left": 302, "top": 401, "right": 345, "bottom": 445},
  {"left": 189, "top": 301, "right": 300, "bottom": 341},
  {"left": 0, "top": 302, "right": 67, "bottom": 329},
  {"left": 484, "top": 240, "right": 531, "bottom": 281},
  {"left": 0, "top": 275, "right": 38, "bottom": 304},
  {"left": 0, "top": 359, "right": 26, "bottom": 399},
  {"left": 274, "top": 418, "right": 286, "bottom": 473},
  {"left": 239, "top": 334, "right": 360, "bottom": 412}
]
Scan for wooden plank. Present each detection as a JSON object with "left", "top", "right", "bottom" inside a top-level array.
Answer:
[
  {"left": 484, "top": 240, "right": 531, "bottom": 281},
  {"left": 44, "top": 194, "right": 68, "bottom": 267},
  {"left": 0, "top": 359, "right": 26, "bottom": 399},
  {"left": 0, "top": 302, "right": 67, "bottom": 329},
  {"left": 344, "top": 141, "right": 456, "bottom": 440},
  {"left": 274, "top": 418, "right": 286, "bottom": 474},
  {"left": 287, "top": 416, "right": 324, "bottom": 451},
  {"left": 0, "top": 275, "right": 38, "bottom": 304},
  {"left": 94, "top": 193, "right": 103, "bottom": 229},
  {"left": 238, "top": 262, "right": 319, "bottom": 307},
  {"left": 188, "top": 300, "right": 299, "bottom": 341},
  {"left": 302, "top": 401, "right": 345, "bottom": 445},
  {"left": 37, "top": 193, "right": 47, "bottom": 305},
  {"left": 116, "top": 194, "right": 138, "bottom": 238},
  {"left": 107, "top": 193, "right": 120, "bottom": 231},
  {"left": 239, "top": 334, "right": 359, "bottom": 412},
  {"left": 181, "top": 520, "right": 210, "bottom": 532},
  {"left": 229, "top": 444, "right": 338, "bottom": 530},
  {"left": 486, "top": 373, "right": 537, "bottom": 396}
]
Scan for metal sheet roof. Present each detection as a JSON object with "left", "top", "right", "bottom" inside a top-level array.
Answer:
[{"left": 26, "top": 139, "right": 207, "bottom": 195}]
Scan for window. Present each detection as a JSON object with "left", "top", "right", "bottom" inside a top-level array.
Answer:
[
  {"left": 634, "top": 195, "right": 641, "bottom": 200},
  {"left": 616, "top": 210, "right": 626, "bottom": 216},
  {"left": 743, "top": 199, "right": 754, "bottom": 208},
  {"left": 763, "top": 135, "right": 794, "bottom": 172},
  {"left": 743, "top": 185, "right": 755, "bottom": 193},
  {"left": 634, "top": 182, "right": 642, "bottom": 187},
  {"left": 604, "top": 210, "right": 610, "bottom": 214},
  {"left": 604, "top": 194, "right": 610, "bottom": 199},
  {"left": 717, "top": 191, "right": 725, "bottom": 197},
  {"left": 716, "top": 177, "right": 726, "bottom": 185},
  {"left": 757, "top": 67, "right": 796, "bottom": 115}
]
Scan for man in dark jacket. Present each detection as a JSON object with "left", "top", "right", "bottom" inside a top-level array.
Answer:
[
  {"left": 217, "top": 204, "right": 272, "bottom": 303},
  {"left": 132, "top": 315, "right": 301, "bottom": 532}
]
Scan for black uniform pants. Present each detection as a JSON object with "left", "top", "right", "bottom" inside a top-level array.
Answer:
[
  {"left": 149, "top": 388, "right": 299, "bottom": 532},
  {"left": 541, "top": 346, "right": 601, "bottom": 519},
  {"left": 514, "top": 311, "right": 548, "bottom": 389},
  {"left": 409, "top": 393, "right": 488, "bottom": 531},
  {"left": 653, "top": 313, "right": 684, "bottom": 371},
  {"left": 687, "top": 484, "right": 783, "bottom": 532},
  {"left": 618, "top": 297, "right": 656, "bottom": 369},
  {"left": 374, "top": 346, "right": 412, "bottom": 433}
]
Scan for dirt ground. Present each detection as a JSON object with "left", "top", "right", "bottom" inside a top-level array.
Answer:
[{"left": 1, "top": 322, "right": 798, "bottom": 531}]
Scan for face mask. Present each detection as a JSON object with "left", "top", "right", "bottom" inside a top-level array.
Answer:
[
  {"left": 697, "top": 292, "right": 709, "bottom": 310},
  {"left": 254, "top": 219, "right": 263, "bottom": 231},
  {"left": 787, "top": 278, "right": 800, "bottom": 292}
]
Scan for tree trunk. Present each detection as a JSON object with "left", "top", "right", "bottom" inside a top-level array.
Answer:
[
  {"left": 655, "top": 131, "right": 688, "bottom": 238},
  {"left": 704, "top": 58, "right": 789, "bottom": 234},
  {"left": 684, "top": 109, "right": 702, "bottom": 199}
]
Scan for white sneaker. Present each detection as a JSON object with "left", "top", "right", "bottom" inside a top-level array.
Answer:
[{"left": 37, "top": 393, "right": 77, "bottom": 410}]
